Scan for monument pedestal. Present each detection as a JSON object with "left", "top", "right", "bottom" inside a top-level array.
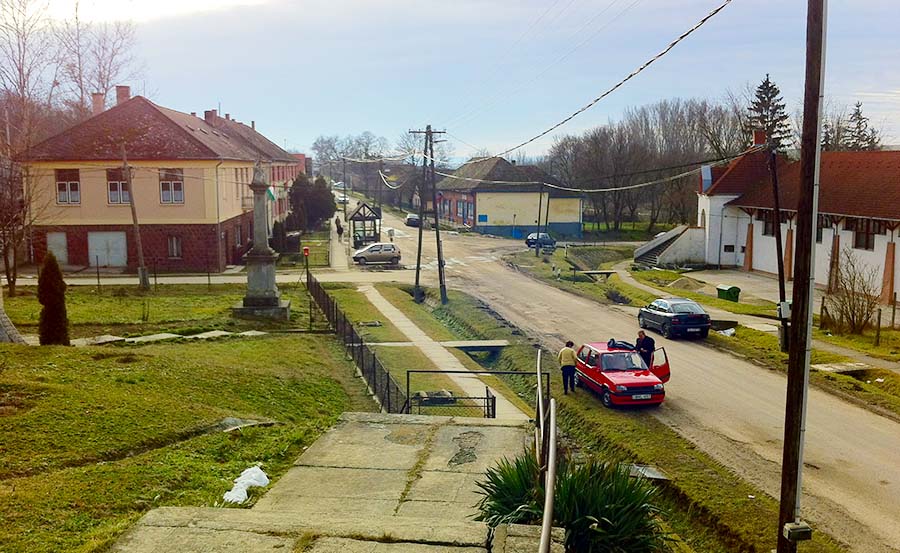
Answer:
[{"left": 232, "top": 253, "right": 291, "bottom": 321}]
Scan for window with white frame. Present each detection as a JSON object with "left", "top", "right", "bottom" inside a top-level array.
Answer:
[
  {"left": 106, "top": 168, "right": 129, "bottom": 204},
  {"left": 235, "top": 225, "right": 242, "bottom": 246},
  {"left": 167, "top": 236, "right": 182, "bottom": 258},
  {"left": 159, "top": 169, "right": 184, "bottom": 204},
  {"left": 467, "top": 202, "right": 474, "bottom": 220},
  {"left": 55, "top": 169, "right": 80, "bottom": 205}
]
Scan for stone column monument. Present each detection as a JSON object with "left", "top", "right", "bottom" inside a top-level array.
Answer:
[{"left": 232, "top": 166, "right": 291, "bottom": 320}]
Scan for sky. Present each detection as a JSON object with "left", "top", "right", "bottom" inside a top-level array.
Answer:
[{"left": 47, "top": 0, "right": 900, "bottom": 158}]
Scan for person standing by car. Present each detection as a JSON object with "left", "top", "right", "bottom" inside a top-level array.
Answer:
[
  {"left": 557, "top": 341, "right": 577, "bottom": 395},
  {"left": 636, "top": 331, "right": 655, "bottom": 368}
]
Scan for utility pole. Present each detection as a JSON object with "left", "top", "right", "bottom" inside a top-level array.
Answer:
[
  {"left": 122, "top": 145, "right": 150, "bottom": 290},
  {"left": 342, "top": 157, "right": 347, "bottom": 220},
  {"left": 777, "top": 1, "right": 826, "bottom": 551},
  {"left": 413, "top": 131, "right": 428, "bottom": 303},
  {"left": 534, "top": 182, "right": 544, "bottom": 257},
  {"left": 769, "top": 145, "right": 790, "bottom": 352},
  {"left": 431, "top": 130, "right": 448, "bottom": 304}
]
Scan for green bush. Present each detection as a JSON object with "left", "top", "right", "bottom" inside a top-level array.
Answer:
[
  {"left": 475, "top": 451, "right": 668, "bottom": 552},
  {"left": 37, "top": 252, "right": 70, "bottom": 346}
]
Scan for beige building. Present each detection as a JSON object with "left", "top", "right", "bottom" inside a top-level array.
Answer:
[{"left": 22, "top": 86, "right": 301, "bottom": 272}]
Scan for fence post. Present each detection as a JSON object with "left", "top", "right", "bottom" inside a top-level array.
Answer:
[
  {"left": 96, "top": 256, "right": 101, "bottom": 292},
  {"left": 875, "top": 308, "right": 882, "bottom": 347}
]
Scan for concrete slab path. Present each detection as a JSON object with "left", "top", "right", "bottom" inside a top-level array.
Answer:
[
  {"left": 331, "top": 216, "right": 351, "bottom": 272},
  {"left": 108, "top": 412, "right": 560, "bottom": 552},
  {"left": 358, "top": 285, "right": 528, "bottom": 420}
]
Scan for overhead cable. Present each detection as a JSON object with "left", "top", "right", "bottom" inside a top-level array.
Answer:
[
  {"left": 378, "top": 170, "right": 407, "bottom": 190},
  {"left": 496, "top": 0, "right": 734, "bottom": 157}
]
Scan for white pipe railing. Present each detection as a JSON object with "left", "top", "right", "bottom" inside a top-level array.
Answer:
[{"left": 538, "top": 398, "right": 558, "bottom": 553}]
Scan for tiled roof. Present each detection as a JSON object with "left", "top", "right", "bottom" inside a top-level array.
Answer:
[
  {"left": 22, "top": 96, "right": 292, "bottom": 163},
  {"left": 727, "top": 151, "right": 900, "bottom": 221},
  {"left": 436, "top": 157, "right": 577, "bottom": 197},
  {"left": 206, "top": 115, "right": 295, "bottom": 163},
  {"left": 703, "top": 150, "right": 786, "bottom": 196}
]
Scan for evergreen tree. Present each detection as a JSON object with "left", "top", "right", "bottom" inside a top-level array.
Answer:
[
  {"left": 37, "top": 252, "right": 70, "bottom": 346},
  {"left": 747, "top": 74, "right": 792, "bottom": 150},
  {"left": 288, "top": 174, "right": 336, "bottom": 231},
  {"left": 843, "top": 102, "right": 880, "bottom": 151}
]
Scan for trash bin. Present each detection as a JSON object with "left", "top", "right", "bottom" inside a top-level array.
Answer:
[{"left": 716, "top": 284, "right": 741, "bottom": 302}]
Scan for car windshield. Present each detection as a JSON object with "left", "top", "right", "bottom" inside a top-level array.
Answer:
[
  {"left": 601, "top": 352, "right": 647, "bottom": 371},
  {"left": 672, "top": 302, "right": 705, "bottom": 314}
]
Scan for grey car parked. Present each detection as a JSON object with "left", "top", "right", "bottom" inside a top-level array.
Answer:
[{"left": 352, "top": 242, "right": 402, "bottom": 265}]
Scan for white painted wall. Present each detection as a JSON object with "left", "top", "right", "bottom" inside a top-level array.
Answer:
[
  {"left": 700, "top": 194, "right": 749, "bottom": 267},
  {"left": 657, "top": 227, "right": 706, "bottom": 265}
]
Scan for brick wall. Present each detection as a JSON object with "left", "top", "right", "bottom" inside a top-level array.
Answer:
[{"left": 33, "top": 211, "right": 254, "bottom": 273}]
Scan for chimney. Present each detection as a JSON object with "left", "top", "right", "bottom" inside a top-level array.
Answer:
[
  {"left": 115, "top": 85, "right": 131, "bottom": 105},
  {"left": 204, "top": 109, "right": 217, "bottom": 124},
  {"left": 510, "top": 160, "right": 516, "bottom": 166},
  {"left": 91, "top": 93, "right": 105, "bottom": 116},
  {"left": 752, "top": 129, "right": 767, "bottom": 147},
  {"left": 225, "top": 113, "right": 231, "bottom": 121},
  {"left": 190, "top": 112, "right": 196, "bottom": 117},
  {"left": 251, "top": 121, "right": 255, "bottom": 130}
]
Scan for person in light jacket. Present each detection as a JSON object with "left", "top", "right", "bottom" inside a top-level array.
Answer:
[{"left": 557, "top": 340, "right": 578, "bottom": 395}]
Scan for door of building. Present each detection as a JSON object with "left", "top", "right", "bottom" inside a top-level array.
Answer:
[
  {"left": 88, "top": 231, "right": 127, "bottom": 267},
  {"left": 46, "top": 232, "right": 68, "bottom": 265}
]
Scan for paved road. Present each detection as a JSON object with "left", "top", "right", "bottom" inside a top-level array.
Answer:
[{"left": 376, "top": 208, "right": 900, "bottom": 553}]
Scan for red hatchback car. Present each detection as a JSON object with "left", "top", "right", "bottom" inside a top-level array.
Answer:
[{"left": 574, "top": 340, "right": 670, "bottom": 408}]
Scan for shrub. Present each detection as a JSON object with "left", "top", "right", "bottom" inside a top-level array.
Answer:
[
  {"left": 475, "top": 451, "right": 668, "bottom": 552},
  {"left": 38, "top": 252, "right": 70, "bottom": 346}
]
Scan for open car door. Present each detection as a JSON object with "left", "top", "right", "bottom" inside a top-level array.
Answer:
[{"left": 651, "top": 347, "right": 670, "bottom": 383}]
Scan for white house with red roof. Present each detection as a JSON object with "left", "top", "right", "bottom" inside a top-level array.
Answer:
[
  {"left": 635, "top": 133, "right": 900, "bottom": 304},
  {"left": 21, "top": 86, "right": 302, "bottom": 273}
]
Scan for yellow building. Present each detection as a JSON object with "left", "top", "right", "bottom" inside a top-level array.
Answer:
[
  {"left": 435, "top": 157, "right": 582, "bottom": 238},
  {"left": 22, "top": 86, "right": 301, "bottom": 272}
]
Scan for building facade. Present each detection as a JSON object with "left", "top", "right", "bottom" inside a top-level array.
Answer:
[
  {"left": 435, "top": 157, "right": 582, "bottom": 238},
  {"left": 22, "top": 87, "right": 302, "bottom": 273}
]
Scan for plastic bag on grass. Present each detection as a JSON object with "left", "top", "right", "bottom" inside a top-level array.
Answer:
[{"left": 223, "top": 465, "right": 270, "bottom": 504}]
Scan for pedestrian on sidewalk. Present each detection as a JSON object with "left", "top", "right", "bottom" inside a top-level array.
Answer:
[
  {"left": 557, "top": 340, "right": 577, "bottom": 395},
  {"left": 388, "top": 228, "right": 395, "bottom": 242},
  {"left": 636, "top": 330, "right": 655, "bottom": 368}
]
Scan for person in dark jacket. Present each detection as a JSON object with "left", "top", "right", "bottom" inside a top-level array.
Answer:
[{"left": 636, "top": 331, "right": 655, "bottom": 368}]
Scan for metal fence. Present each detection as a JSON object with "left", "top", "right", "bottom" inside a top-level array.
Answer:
[
  {"left": 406, "top": 370, "right": 549, "bottom": 419},
  {"left": 307, "top": 273, "right": 407, "bottom": 413}
]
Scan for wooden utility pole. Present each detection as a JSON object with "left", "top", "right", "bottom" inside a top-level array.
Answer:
[
  {"left": 413, "top": 131, "right": 428, "bottom": 303},
  {"left": 122, "top": 145, "right": 150, "bottom": 290},
  {"left": 769, "top": 147, "right": 790, "bottom": 352},
  {"left": 777, "top": 1, "right": 826, "bottom": 550},
  {"left": 534, "top": 182, "right": 544, "bottom": 257},
  {"left": 409, "top": 125, "right": 448, "bottom": 303}
]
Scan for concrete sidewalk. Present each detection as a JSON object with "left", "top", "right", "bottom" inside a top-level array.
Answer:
[
  {"left": 109, "top": 412, "right": 560, "bottom": 552},
  {"left": 330, "top": 216, "right": 350, "bottom": 272},
  {"left": 359, "top": 285, "right": 529, "bottom": 420},
  {"left": 614, "top": 261, "right": 900, "bottom": 374}
]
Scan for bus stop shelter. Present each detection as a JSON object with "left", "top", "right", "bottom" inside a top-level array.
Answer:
[{"left": 348, "top": 202, "right": 382, "bottom": 248}]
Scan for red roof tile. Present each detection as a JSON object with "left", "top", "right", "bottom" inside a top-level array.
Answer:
[
  {"left": 728, "top": 151, "right": 900, "bottom": 221},
  {"left": 703, "top": 150, "right": 785, "bottom": 196},
  {"left": 22, "top": 96, "right": 291, "bottom": 163}
]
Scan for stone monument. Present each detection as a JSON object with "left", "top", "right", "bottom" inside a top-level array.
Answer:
[{"left": 232, "top": 166, "right": 291, "bottom": 321}]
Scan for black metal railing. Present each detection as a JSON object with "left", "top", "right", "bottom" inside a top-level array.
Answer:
[
  {"left": 405, "top": 370, "right": 549, "bottom": 419},
  {"left": 307, "top": 273, "right": 407, "bottom": 413}
]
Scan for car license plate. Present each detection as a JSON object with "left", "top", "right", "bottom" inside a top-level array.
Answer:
[
  {"left": 687, "top": 328, "right": 700, "bottom": 332},
  {"left": 632, "top": 394, "right": 651, "bottom": 400}
]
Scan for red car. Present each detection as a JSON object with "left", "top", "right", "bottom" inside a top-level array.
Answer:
[{"left": 574, "top": 340, "right": 670, "bottom": 408}]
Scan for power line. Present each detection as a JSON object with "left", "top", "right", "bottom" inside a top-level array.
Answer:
[{"left": 496, "top": 0, "right": 735, "bottom": 157}]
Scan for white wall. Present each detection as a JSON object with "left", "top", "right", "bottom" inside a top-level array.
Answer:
[
  {"left": 657, "top": 227, "right": 706, "bottom": 265},
  {"left": 700, "top": 194, "right": 749, "bottom": 267}
]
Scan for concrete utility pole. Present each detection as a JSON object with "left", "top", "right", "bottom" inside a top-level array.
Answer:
[
  {"left": 534, "top": 182, "right": 544, "bottom": 257},
  {"left": 342, "top": 157, "right": 348, "bottom": 220},
  {"left": 409, "top": 125, "right": 448, "bottom": 303},
  {"left": 777, "top": 1, "right": 826, "bottom": 550},
  {"left": 122, "top": 145, "right": 150, "bottom": 290}
]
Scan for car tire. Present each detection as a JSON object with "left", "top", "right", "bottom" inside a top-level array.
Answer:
[
  {"left": 358, "top": 257, "right": 367, "bottom": 265},
  {"left": 662, "top": 323, "right": 673, "bottom": 339},
  {"left": 574, "top": 373, "right": 583, "bottom": 389},
  {"left": 699, "top": 329, "right": 709, "bottom": 339},
  {"left": 638, "top": 314, "right": 647, "bottom": 329},
  {"left": 390, "top": 257, "right": 399, "bottom": 265},
  {"left": 601, "top": 389, "right": 613, "bottom": 408}
]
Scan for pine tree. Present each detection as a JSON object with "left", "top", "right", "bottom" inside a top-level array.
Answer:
[
  {"left": 843, "top": 102, "right": 880, "bottom": 151},
  {"left": 37, "top": 252, "right": 70, "bottom": 346},
  {"left": 747, "top": 74, "right": 792, "bottom": 150}
]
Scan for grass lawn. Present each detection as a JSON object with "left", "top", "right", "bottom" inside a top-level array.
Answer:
[
  {"left": 581, "top": 220, "right": 676, "bottom": 241},
  {"left": 815, "top": 326, "right": 900, "bottom": 363},
  {"left": 325, "top": 287, "right": 407, "bottom": 342},
  {"left": 566, "top": 244, "right": 636, "bottom": 270},
  {"left": 0, "top": 335, "right": 375, "bottom": 553},
  {"left": 424, "top": 288, "right": 843, "bottom": 553},
  {"left": 2, "top": 283, "right": 323, "bottom": 339}
]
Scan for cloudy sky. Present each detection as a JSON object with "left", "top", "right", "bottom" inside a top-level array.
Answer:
[{"left": 50, "top": 0, "right": 900, "bottom": 157}]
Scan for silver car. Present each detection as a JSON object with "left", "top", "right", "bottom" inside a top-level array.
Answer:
[{"left": 352, "top": 242, "right": 401, "bottom": 265}]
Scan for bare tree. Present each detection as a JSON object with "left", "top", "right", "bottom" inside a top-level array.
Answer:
[
  {"left": 0, "top": 160, "right": 51, "bottom": 295},
  {"left": 826, "top": 247, "right": 882, "bottom": 334}
]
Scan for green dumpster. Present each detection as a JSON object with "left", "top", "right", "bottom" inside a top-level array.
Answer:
[{"left": 716, "top": 284, "right": 741, "bottom": 302}]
